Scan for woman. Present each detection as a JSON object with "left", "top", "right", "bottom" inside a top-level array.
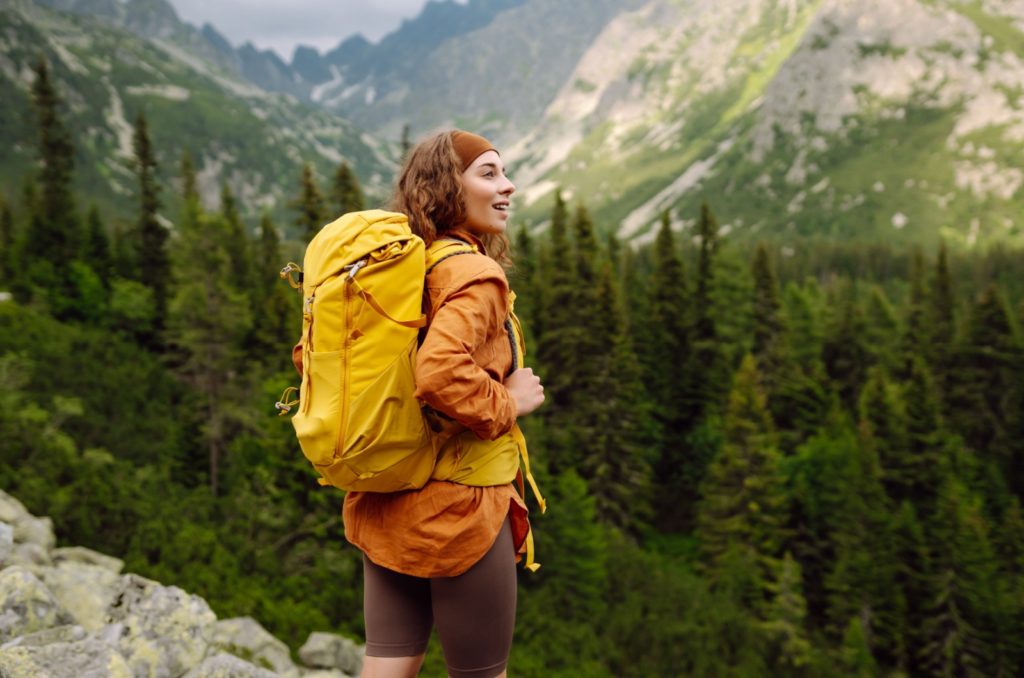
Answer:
[{"left": 346, "top": 130, "right": 546, "bottom": 678}]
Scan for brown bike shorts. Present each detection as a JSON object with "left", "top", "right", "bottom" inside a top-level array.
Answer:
[{"left": 362, "top": 518, "right": 517, "bottom": 678}]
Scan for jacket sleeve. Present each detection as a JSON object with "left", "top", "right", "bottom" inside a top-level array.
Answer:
[{"left": 414, "top": 270, "right": 517, "bottom": 440}]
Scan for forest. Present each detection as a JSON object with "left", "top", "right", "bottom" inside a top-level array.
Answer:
[{"left": 2, "top": 58, "right": 1024, "bottom": 677}]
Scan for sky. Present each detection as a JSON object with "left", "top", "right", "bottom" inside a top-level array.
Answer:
[{"left": 166, "top": 0, "right": 446, "bottom": 61}]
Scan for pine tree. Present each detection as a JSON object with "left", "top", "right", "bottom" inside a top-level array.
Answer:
[
  {"left": 901, "top": 248, "right": 929, "bottom": 376},
  {"left": 864, "top": 286, "right": 901, "bottom": 377},
  {"left": 947, "top": 283, "right": 1020, "bottom": 484},
  {"left": 294, "top": 163, "right": 325, "bottom": 243},
  {"left": 219, "top": 182, "right": 252, "bottom": 289},
  {"left": 901, "top": 358, "right": 949, "bottom": 513},
  {"left": 680, "top": 201, "right": 725, "bottom": 426},
  {"left": 133, "top": 111, "right": 168, "bottom": 336},
  {"left": 168, "top": 169, "right": 253, "bottom": 496},
  {"left": 400, "top": 123, "right": 412, "bottom": 158},
  {"left": 931, "top": 242, "right": 956, "bottom": 404},
  {"left": 536, "top": 190, "right": 579, "bottom": 473},
  {"left": 248, "top": 212, "right": 299, "bottom": 361},
  {"left": 822, "top": 281, "right": 870, "bottom": 411},
  {"left": 920, "top": 480, "right": 1000, "bottom": 676},
  {"left": 28, "top": 57, "right": 77, "bottom": 266},
  {"left": 760, "top": 552, "right": 814, "bottom": 673},
  {"left": 752, "top": 243, "right": 783, "bottom": 362},
  {"left": 0, "top": 197, "right": 13, "bottom": 281},
  {"left": 83, "top": 204, "right": 112, "bottom": 283},
  {"left": 511, "top": 224, "right": 539, "bottom": 346},
  {"left": 826, "top": 376, "right": 907, "bottom": 666},
  {"left": 331, "top": 161, "right": 364, "bottom": 217},
  {"left": 837, "top": 616, "right": 880, "bottom": 677},
  {"left": 578, "top": 257, "right": 654, "bottom": 532},
  {"left": 893, "top": 500, "right": 933, "bottom": 674},
  {"left": 697, "top": 355, "right": 788, "bottom": 610}
]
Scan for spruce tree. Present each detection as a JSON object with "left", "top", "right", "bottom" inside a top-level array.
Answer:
[
  {"left": 28, "top": 57, "right": 77, "bottom": 266},
  {"left": 920, "top": 480, "right": 1000, "bottom": 675},
  {"left": 822, "top": 281, "right": 870, "bottom": 411},
  {"left": 680, "top": 201, "right": 725, "bottom": 427},
  {"left": 83, "top": 204, "right": 112, "bottom": 283},
  {"left": 901, "top": 248, "right": 929, "bottom": 376},
  {"left": 760, "top": 552, "right": 814, "bottom": 672},
  {"left": 133, "top": 111, "right": 168, "bottom": 336},
  {"left": 931, "top": 242, "right": 956, "bottom": 403},
  {"left": 248, "top": 212, "right": 299, "bottom": 361},
  {"left": 168, "top": 167, "right": 252, "bottom": 496},
  {"left": 220, "top": 182, "right": 252, "bottom": 289},
  {"left": 511, "top": 224, "right": 539, "bottom": 346},
  {"left": 751, "top": 243, "right": 783, "bottom": 361},
  {"left": 578, "top": 257, "right": 654, "bottom": 532},
  {"left": 947, "top": 283, "right": 1019, "bottom": 484},
  {"left": 893, "top": 500, "right": 933, "bottom": 674},
  {"left": 294, "top": 163, "right": 325, "bottom": 243},
  {"left": 331, "top": 161, "right": 364, "bottom": 217},
  {"left": 827, "top": 375, "right": 907, "bottom": 666},
  {"left": 0, "top": 197, "right": 13, "bottom": 281},
  {"left": 864, "top": 286, "right": 901, "bottom": 377},
  {"left": 696, "top": 355, "right": 788, "bottom": 610}
]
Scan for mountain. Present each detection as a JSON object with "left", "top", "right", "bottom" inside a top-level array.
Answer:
[
  {"left": 507, "top": 0, "right": 1024, "bottom": 247},
  {"left": 0, "top": 0, "right": 392, "bottom": 229},
  {"left": 308, "top": 0, "right": 642, "bottom": 144}
]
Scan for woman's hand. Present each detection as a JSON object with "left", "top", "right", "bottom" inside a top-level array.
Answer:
[{"left": 506, "top": 367, "right": 545, "bottom": 417}]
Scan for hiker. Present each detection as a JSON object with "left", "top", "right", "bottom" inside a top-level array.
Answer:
[{"left": 349, "top": 130, "right": 546, "bottom": 678}]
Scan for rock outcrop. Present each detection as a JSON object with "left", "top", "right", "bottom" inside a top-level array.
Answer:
[{"left": 0, "top": 489, "right": 363, "bottom": 677}]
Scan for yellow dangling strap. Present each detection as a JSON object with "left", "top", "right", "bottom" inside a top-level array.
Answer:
[
  {"left": 275, "top": 387, "right": 299, "bottom": 416},
  {"left": 511, "top": 423, "right": 546, "bottom": 572},
  {"left": 349, "top": 277, "right": 427, "bottom": 329}
]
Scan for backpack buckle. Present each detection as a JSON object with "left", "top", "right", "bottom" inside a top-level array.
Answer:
[{"left": 343, "top": 258, "right": 368, "bottom": 280}]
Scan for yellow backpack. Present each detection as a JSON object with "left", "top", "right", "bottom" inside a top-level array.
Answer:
[{"left": 275, "top": 210, "right": 545, "bottom": 568}]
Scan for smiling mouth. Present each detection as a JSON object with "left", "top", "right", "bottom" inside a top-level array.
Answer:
[{"left": 493, "top": 203, "right": 509, "bottom": 212}]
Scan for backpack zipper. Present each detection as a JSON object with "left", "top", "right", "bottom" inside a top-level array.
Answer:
[{"left": 336, "top": 280, "right": 354, "bottom": 458}]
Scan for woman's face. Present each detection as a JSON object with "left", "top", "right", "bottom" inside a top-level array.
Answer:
[{"left": 460, "top": 150, "right": 515, "bottom": 235}]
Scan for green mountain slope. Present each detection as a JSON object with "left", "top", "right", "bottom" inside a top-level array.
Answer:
[
  {"left": 508, "top": 0, "right": 1024, "bottom": 248},
  {"left": 0, "top": 0, "right": 392, "bottom": 229}
]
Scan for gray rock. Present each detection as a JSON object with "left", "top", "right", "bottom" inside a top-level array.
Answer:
[
  {"left": 0, "top": 522, "right": 12, "bottom": 565},
  {"left": 52, "top": 546, "right": 124, "bottom": 573},
  {"left": 0, "top": 491, "right": 28, "bottom": 526},
  {"left": 12, "top": 515, "right": 55, "bottom": 552},
  {"left": 105, "top": 573, "right": 217, "bottom": 677},
  {"left": 298, "top": 632, "right": 364, "bottom": 675},
  {"left": 211, "top": 616, "right": 299, "bottom": 677},
  {"left": 0, "top": 623, "right": 86, "bottom": 649},
  {"left": 37, "top": 561, "right": 121, "bottom": 631},
  {"left": 9, "top": 542, "right": 51, "bottom": 568},
  {"left": 0, "top": 566, "right": 70, "bottom": 642},
  {"left": 182, "top": 652, "right": 279, "bottom": 678},
  {"left": 0, "top": 491, "right": 54, "bottom": 553},
  {"left": 0, "top": 638, "right": 132, "bottom": 677}
]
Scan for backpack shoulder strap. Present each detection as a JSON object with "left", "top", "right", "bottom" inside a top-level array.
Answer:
[{"left": 426, "top": 238, "right": 479, "bottom": 275}]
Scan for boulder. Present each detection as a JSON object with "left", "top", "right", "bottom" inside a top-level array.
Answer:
[
  {"left": 104, "top": 573, "right": 216, "bottom": 677},
  {"left": 52, "top": 546, "right": 124, "bottom": 574},
  {"left": 0, "top": 624, "right": 86, "bottom": 649},
  {"left": 0, "top": 638, "right": 132, "bottom": 677},
  {"left": 182, "top": 652, "right": 279, "bottom": 678},
  {"left": 0, "top": 491, "right": 28, "bottom": 526},
  {"left": 9, "top": 542, "right": 52, "bottom": 568},
  {"left": 12, "top": 515, "right": 55, "bottom": 552},
  {"left": 298, "top": 632, "right": 364, "bottom": 675},
  {"left": 0, "top": 566, "right": 70, "bottom": 642},
  {"left": 0, "top": 522, "right": 12, "bottom": 565},
  {"left": 37, "top": 561, "right": 121, "bottom": 631},
  {"left": 211, "top": 616, "right": 299, "bottom": 677},
  {"left": 0, "top": 491, "right": 54, "bottom": 552}
]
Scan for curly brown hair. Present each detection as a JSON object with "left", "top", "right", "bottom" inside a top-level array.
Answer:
[{"left": 390, "top": 130, "right": 511, "bottom": 267}]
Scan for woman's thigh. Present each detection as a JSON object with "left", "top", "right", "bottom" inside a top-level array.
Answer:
[
  {"left": 362, "top": 556, "right": 433, "bottom": 658},
  {"left": 430, "top": 519, "right": 517, "bottom": 678}
]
